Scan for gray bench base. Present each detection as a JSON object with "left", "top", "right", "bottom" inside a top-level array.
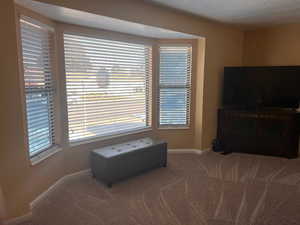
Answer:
[{"left": 90, "top": 138, "right": 167, "bottom": 187}]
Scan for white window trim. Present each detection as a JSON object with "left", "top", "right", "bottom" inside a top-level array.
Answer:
[
  {"left": 15, "top": 7, "right": 63, "bottom": 165},
  {"left": 30, "top": 145, "right": 62, "bottom": 166},
  {"left": 69, "top": 127, "right": 152, "bottom": 147},
  {"left": 157, "top": 43, "right": 193, "bottom": 129},
  {"left": 158, "top": 126, "right": 191, "bottom": 130},
  {"left": 61, "top": 25, "right": 154, "bottom": 144}
]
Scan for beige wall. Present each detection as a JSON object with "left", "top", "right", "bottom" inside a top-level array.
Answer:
[
  {"left": 0, "top": 186, "right": 6, "bottom": 224},
  {"left": 194, "top": 38, "right": 206, "bottom": 148},
  {"left": 244, "top": 24, "right": 300, "bottom": 66},
  {"left": 0, "top": 0, "right": 244, "bottom": 219}
]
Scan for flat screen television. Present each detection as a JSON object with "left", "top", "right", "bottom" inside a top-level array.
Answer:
[{"left": 223, "top": 66, "right": 300, "bottom": 109}]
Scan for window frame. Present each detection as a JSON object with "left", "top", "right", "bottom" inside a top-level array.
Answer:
[
  {"left": 58, "top": 24, "right": 155, "bottom": 145},
  {"left": 157, "top": 42, "right": 193, "bottom": 129},
  {"left": 16, "top": 7, "right": 63, "bottom": 164}
]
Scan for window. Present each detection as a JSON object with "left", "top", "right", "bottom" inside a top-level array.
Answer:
[
  {"left": 64, "top": 34, "right": 152, "bottom": 142},
  {"left": 158, "top": 46, "right": 192, "bottom": 127},
  {"left": 19, "top": 16, "right": 56, "bottom": 157}
]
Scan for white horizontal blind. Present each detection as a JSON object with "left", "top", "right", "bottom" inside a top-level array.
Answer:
[
  {"left": 19, "top": 16, "right": 56, "bottom": 157},
  {"left": 158, "top": 46, "right": 192, "bottom": 127},
  {"left": 64, "top": 34, "right": 152, "bottom": 142}
]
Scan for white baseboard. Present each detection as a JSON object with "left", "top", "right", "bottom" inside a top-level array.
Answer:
[
  {"left": 30, "top": 169, "right": 91, "bottom": 209},
  {"left": 4, "top": 149, "right": 209, "bottom": 224},
  {"left": 169, "top": 148, "right": 210, "bottom": 155},
  {"left": 4, "top": 212, "right": 32, "bottom": 225}
]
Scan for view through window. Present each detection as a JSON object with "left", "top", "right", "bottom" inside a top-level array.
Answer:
[
  {"left": 158, "top": 45, "right": 192, "bottom": 127},
  {"left": 20, "top": 16, "right": 56, "bottom": 156},
  {"left": 64, "top": 34, "right": 152, "bottom": 142}
]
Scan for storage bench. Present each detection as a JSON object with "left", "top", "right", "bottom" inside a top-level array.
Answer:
[{"left": 90, "top": 137, "right": 167, "bottom": 187}]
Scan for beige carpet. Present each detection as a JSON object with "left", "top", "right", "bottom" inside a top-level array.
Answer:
[{"left": 31, "top": 152, "right": 300, "bottom": 225}]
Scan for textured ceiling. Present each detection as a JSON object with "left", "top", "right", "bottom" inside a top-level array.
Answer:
[{"left": 149, "top": 0, "right": 300, "bottom": 28}]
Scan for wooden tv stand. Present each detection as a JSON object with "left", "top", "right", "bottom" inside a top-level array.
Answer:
[{"left": 216, "top": 108, "right": 300, "bottom": 158}]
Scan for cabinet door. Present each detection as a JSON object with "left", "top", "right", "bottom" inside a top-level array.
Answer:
[
  {"left": 256, "top": 115, "right": 288, "bottom": 156},
  {"left": 255, "top": 114, "right": 295, "bottom": 157},
  {"left": 218, "top": 111, "right": 257, "bottom": 153}
]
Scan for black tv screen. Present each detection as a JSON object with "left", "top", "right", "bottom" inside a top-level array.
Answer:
[{"left": 223, "top": 66, "right": 300, "bottom": 109}]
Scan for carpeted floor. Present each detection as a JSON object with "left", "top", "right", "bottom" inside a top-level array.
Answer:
[{"left": 30, "top": 151, "right": 300, "bottom": 225}]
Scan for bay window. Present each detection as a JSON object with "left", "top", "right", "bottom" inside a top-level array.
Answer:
[{"left": 18, "top": 12, "right": 194, "bottom": 163}]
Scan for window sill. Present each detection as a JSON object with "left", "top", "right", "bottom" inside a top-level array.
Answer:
[
  {"left": 69, "top": 127, "right": 153, "bottom": 147},
  {"left": 158, "top": 126, "right": 190, "bottom": 130},
  {"left": 30, "top": 145, "right": 62, "bottom": 166}
]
